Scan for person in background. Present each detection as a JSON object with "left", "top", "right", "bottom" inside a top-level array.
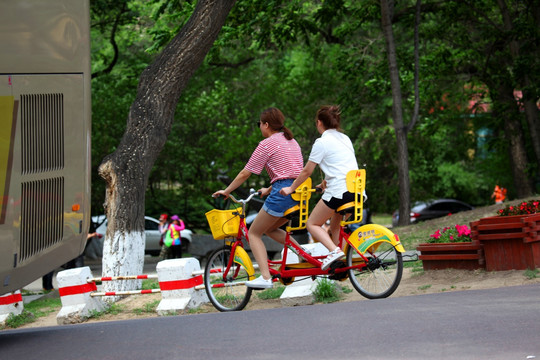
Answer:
[
  {"left": 158, "top": 214, "right": 172, "bottom": 260},
  {"left": 165, "top": 215, "right": 185, "bottom": 259},
  {"left": 491, "top": 185, "right": 507, "bottom": 204},
  {"left": 281, "top": 105, "right": 358, "bottom": 271}
]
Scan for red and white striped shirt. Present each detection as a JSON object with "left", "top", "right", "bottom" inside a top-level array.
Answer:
[{"left": 244, "top": 132, "right": 304, "bottom": 183}]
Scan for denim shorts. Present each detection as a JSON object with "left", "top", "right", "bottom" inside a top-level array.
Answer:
[{"left": 262, "top": 179, "right": 299, "bottom": 217}]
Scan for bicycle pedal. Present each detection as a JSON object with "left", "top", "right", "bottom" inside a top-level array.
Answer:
[{"left": 327, "top": 260, "right": 347, "bottom": 277}]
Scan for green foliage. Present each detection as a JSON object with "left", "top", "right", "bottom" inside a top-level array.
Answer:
[
  {"left": 314, "top": 277, "right": 341, "bottom": 303},
  {"left": 87, "top": 0, "right": 540, "bottom": 228},
  {"left": 141, "top": 279, "right": 159, "bottom": 290},
  {"left": 134, "top": 300, "right": 160, "bottom": 314},
  {"left": 89, "top": 303, "right": 124, "bottom": 318},
  {"left": 256, "top": 285, "right": 286, "bottom": 300},
  {"left": 524, "top": 268, "right": 539, "bottom": 279},
  {"left": 2, "top": 298, "right": 61, "bottom": 329}
]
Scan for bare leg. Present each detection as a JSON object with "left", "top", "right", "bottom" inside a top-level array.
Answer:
[
  {"left": 307, "top": 200, "right": 339, "bottom": 252},
  {"left": 248, "top": 209, "right": 284, "bottom": 280},
  {"left": 264, "top": 217, "right": 304, "bottom": 248},
  {"left": 330, "top": 213, "right": 345, "bottom": 246}
]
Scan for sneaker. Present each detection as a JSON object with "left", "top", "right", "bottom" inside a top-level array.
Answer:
[
  {"left": 321, "top": 247, "right": 345, "bottom": 270},
  {"left": 245, "top": 275, "right": 273, "bottom": 289}
]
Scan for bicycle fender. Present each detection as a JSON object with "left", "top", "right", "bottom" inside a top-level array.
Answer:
[
  {"left": 233, "top": 246, "right": 256, "bottom": 280},
  {"left": 346, "top": 224, "right": 405, "bottom": 254}
]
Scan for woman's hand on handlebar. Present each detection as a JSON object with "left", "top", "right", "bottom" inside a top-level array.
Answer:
[
  {"left": 212, "top": 190, "right": 229, "bottom": 199},
  {"left": 258, "top": 187, "right": 271, "bottom": 197}
]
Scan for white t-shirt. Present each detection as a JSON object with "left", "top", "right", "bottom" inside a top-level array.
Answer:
[{"left": 308, "top": 129, "right": 358, "bottom": 201}]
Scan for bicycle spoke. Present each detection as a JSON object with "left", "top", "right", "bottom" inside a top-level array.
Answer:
[
  {"left": 204, "top": 247, "right": 252, "bottom": 311},
  {"left": 347, "top": 241, "right": 403, "bottom": 299}
]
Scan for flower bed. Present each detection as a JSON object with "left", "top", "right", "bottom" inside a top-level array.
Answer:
[
  {"left": 417, "top": 224, "right": 485, "bottom": 271},
  {"left": 417, "top": 242, "right": 485, "bottom": 271}
]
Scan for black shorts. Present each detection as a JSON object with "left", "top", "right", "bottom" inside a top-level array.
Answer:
[{"left": 323, "top": 191, "right": 356, "bottom": 211}]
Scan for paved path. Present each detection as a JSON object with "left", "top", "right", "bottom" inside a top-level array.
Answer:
[{"left": 3, "top": 284, "right": 540, "bottom": 360}]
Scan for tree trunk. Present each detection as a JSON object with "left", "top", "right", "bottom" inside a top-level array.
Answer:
[
  {"left": 492, "top": 82, "right": 534, "bottom": 198},
  {"left": 380, "top": 0, "right": 411, "bottom": 226},
  {"left": 98, "top": 0, "right": 236, "bottom": 295},
  {"left": 497, "top": 0, "right": 540, "bottom": 172}
]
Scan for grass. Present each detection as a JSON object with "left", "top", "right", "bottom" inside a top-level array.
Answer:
[
  {"left": 1, "top": 297, "right": 61, "bottom": 329},
  {"left": 371, "top": 213, "right": 393, "bottom": 226},
  {"left": 524, "top": 268, "right": 539, "bottom": 279},
  {"left": 141, "top": 279, "right": 159, "bottom": 290},
  {"left": 89, "top": 303, "right": 125, "bottom": 318},
  {"left": 257, "top": 285, "right": 286, "bottom": 300},
  {"left": 313, "top": 277, "right": 341, "bottom": 303},
  {"left": 133, "top": 300, "right": 160, "bottom": 315}
]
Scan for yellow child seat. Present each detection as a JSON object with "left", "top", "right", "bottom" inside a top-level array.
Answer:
[
  {"left": 336, "top": 169, "right": 366, "bottom": 226},
  {"left": 284, "top": 177, "right": 313, "bottom": 232}
]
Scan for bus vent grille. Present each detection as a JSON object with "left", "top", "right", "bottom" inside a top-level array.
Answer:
[
  {"left": 21, "top": 94, "right": 64, "bottom": 175},
  {"left": 20, "top": 177, "right": 64, "bottom": 262}
]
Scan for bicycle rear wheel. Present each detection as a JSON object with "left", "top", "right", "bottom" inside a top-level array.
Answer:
[
  {"left": 346, "top": 241, "right": 403, "bottom": 299},
  {"left": 204, "top": 246, "right": 253, "bottom": 311}
]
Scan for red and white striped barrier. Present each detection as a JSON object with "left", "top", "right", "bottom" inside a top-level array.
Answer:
[
  {"left": 55, "top": 258, "right": 209, "bottom": 323},
  {"left": 0, "top": 290, "right": 23, "bottom": 325},
  {"left": 56, "top": 267, "right": 108, "bottom": 325},
  {"left": 155, "top": 258, "right": 209, "bottom": 315}
]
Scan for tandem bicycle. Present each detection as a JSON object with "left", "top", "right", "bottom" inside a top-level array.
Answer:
[{"left": 204, "top": 169, "right": 405, "bottom": 312}]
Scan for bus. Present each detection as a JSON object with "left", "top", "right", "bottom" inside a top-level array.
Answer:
[{"left": 0, "top": 0, "right": 91, "bottom": 295}]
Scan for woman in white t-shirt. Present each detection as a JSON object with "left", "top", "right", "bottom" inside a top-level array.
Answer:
[{"left": 281, "top": 105, "right": 358, "bottom": 271}]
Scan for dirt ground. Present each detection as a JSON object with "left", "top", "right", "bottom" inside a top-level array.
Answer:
[{"left": 16, "top": 266, "right": 540, "bottom": 330}]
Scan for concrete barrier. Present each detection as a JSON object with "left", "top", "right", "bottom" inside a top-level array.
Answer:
[
  {"left": 0, "top": 290, "right": 23, "bottom": 325},
  {"left": 56, "top": 267, "right": 108, "bottom": 325},
  {"left": 156, "top": 258, "right": 209, "bottom": 315}
]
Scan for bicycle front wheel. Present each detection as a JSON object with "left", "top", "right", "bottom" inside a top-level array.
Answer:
[
  {"left": 346, "top": 241, "right": 403, "bottom": 299},
  {"left": 204, "top": 247, "right": 253, "bottom": 312}
]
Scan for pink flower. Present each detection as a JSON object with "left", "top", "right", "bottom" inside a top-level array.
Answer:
[{"left": 456, "top": 224, "right": 471, "bottom": 237}]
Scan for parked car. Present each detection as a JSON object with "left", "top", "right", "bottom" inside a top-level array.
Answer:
[
  {"left": 84, "top": 215, "right": 193, "bottom": 258},
  {"left": 392, "top": 199, "right": 474, "bottom": 227}
]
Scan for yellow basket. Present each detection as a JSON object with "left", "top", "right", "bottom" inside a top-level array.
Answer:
[{"left": 205, "top": 208, "right": 242, "bottom": 240}]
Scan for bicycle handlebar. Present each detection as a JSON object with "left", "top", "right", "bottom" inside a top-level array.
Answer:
[
  {"left": 229, "top": 189, "right": 261, "bottom": 204},
  {"left": 215, "top": 189, "right": 261, "bottom": 205}
]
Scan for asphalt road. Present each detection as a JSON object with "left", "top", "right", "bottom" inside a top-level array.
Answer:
[{"left": 2, "top": 284, "right": 539, "bottom": 360}]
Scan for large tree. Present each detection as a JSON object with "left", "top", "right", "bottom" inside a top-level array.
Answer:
[{"left": 98, "top": 0, "right": 236, "bottom": 293}]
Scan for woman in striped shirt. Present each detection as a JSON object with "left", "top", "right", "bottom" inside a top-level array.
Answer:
[{"left": 213, "top": 107, "right": 304, "bottom": 289}]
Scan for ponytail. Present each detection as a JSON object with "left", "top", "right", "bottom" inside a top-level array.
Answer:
[
  {"left": 282, "top": 126, "right": 294, "bottom": 140},
  {"left": 316, "top": 105, "right": 342, "bottom": 131}
]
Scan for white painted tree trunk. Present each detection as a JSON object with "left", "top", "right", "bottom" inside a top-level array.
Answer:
[
  {"left": 98, "top": 0, "right": 236, "bottom": 301},
  {"left": 102, "top": 230, "right": 145, "bottom": 294}
]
